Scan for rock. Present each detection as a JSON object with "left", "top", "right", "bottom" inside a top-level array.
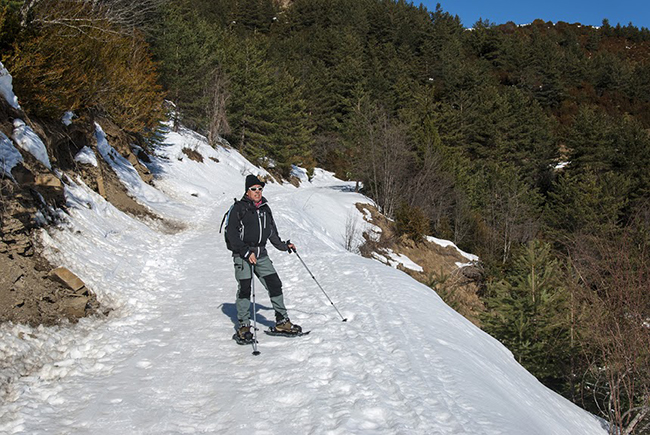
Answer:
[
  {"left": 2, "top": 217, "right": 25, "bottom": 234},
  {"left": 49, "top": 267, "right": 85, "bottom": 291},
  {"left": 11, "top": 164, "right": 35, "bottom": 185},
  {"left": 13, "top": 274, "right": 25, "bottom": 290},
  {"left": 461, "top": 265, "right": 483, "bottom": 281},
  {"left": 34, "top": 173, "right": 62, "bottom": 188},
  {"left": 2, "top": 230, "right": 34, "bottom": 257},
  {"left": 140, "top": 170, "right": 153, "bottom": 183},
  {"left": 62, "top": 296, "right": 88, "bottom": 319},
  {"left": 96, "top": 174, "right": 106, "bottom": 197},
  {"left": 136, "top": 149, "right": 151, "bottom": 163},
  {"left": 127, "top": 152, "right": 139, "bottom": 166}
]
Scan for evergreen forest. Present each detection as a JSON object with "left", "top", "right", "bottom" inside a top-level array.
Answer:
[{"left": 2, "top": 0, "right": 649, "bottom": 432}]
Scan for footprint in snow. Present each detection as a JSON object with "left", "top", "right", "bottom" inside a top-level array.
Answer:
[{"left": 136, "top": 360, "right": 153, "bottom": 369}]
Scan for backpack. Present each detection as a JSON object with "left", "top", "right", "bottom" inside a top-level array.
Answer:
[{"left": 219, "top": 198, "right": 241, "bottom": 251}]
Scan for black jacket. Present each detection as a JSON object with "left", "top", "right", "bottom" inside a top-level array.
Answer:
[{"left": 225, "top": 195, "right": 288, "bottom": 259}]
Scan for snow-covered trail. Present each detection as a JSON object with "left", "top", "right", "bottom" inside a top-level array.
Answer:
[{"left": 0, "top": 132, "right": 607, "bottom": 434}]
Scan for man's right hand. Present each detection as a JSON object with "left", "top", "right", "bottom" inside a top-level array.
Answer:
[{"left": 247, "top": 252, "right": 257, "bottom": 265}]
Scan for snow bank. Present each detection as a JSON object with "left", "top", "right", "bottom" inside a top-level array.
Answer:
[
  {"left": 94, "top": 122, "right": 190, "bottom": 220},
  {"left": 73, "top": 146, "right": 98, "bottom": 167},
  {"left": 0, "top": 61, "right": 20, "bottom": 109},
  {"left": 62, "top": 111, "right": 75, "bottom": 126},
  {"left": 373, "top": 249, "right": 424, "bottom": 272},
  {"left": 427, "top": 235, "right": 479, "bottom": 263},
  {"left": 0, "top": 131, "right": 23, "bottom": 178},
  {"left": 12, "top": 119, "right": 51, "bottom": 170}
]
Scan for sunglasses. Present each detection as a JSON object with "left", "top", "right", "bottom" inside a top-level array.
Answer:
[{"left": 249, "top": 187, "right": 263, "bottom": 192}]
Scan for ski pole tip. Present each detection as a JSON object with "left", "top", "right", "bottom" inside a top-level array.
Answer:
[
  {"left": 252, "top": 351, "right": 261, "bottom": 356},
  {"left": 342, "top": 318, "right": 348, "bottom": 322}
]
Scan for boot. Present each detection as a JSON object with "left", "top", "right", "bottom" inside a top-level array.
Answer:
[
  {"left": 274, "top": 317, "right": 302, "bottom": 334},
  {"left": 237, "top": 324, "right": 253, "bottom": 341}
]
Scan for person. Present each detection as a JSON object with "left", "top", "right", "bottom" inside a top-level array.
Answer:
[{"left": 225, "top": 174, "right": 301, "bottom": 342}]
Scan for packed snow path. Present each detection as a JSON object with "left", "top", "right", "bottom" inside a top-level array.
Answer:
[{"left": 0, "top": 132, "right": 607, "bottom": 434}]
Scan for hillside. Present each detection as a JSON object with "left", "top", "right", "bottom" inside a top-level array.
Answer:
[
  {"left": 4, "top": 1, "right": 648, "bottom": 427},
  {"left": 0, "top": 112, "right": 607, "bottom": 433}
]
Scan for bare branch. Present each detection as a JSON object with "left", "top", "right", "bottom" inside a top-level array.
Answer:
[{"left": 21, "top": 0, "right": 170, "bottom": 34}]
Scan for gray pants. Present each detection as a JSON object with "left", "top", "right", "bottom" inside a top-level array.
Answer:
[{"left": 233, "top": 255, "right": 287, "bottom": 325}]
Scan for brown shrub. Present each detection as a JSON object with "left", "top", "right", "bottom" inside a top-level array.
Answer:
[
  {"left": 6, "top": 1, "right": 164, "bottom": 132},
  {"left": 394, "top": 202, "right": 429, "bottom": 243}
]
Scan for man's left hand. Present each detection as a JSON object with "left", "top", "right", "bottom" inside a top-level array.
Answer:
[{"left": 287, "top": 243, "right": 296, "bottom": 253}]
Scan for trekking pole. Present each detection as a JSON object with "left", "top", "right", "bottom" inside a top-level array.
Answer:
[
  {"left": 251, "top": 264, "right": 261, "bottom": 356},
  {"left": 290, "top": 246, "right": 347, "bottom": 322}
]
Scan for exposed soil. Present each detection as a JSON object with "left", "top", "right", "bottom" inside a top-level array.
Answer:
[
  {"left": 0, "top": 106, "right": 161, "bottom": 327},
  {"left": 182, "top": 147, "right": 204, "bottom": 163},
  {"left": 0, "top": 248, "right": 101, "bottom": 326}
]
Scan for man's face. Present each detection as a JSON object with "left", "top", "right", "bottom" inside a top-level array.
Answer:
[{"left": 246, "top": 184, "right": 263, "bottom": 201}]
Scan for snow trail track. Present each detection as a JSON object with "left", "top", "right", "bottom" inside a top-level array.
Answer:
[{"left": 0, "top": 130, "right": 606, "bottom": 434}]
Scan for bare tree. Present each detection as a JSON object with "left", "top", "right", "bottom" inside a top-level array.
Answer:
[
  {"left": 351, "top": 99, "right": 410, "bottom": 218},
  {"left": 571, "top": 232, "right": 650, "bottom": 435},
  {"left": 402, "top": 138, "right": 455, "bottom": 236},
  {"left": 206, "top": 67, "right": 231, "bottom": 147},
  {"left": 480, "top": 167, "right": 542, "bottom": 263},
  {"left": 20, "top": 0, "right": 168, "bottom": 33},
  {"left": 344, "top": 209, "right": 361, "bottom": 252}
]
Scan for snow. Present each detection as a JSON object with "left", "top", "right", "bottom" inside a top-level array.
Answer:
[
  {"left": 0, "top": 61, "right": 20, "bottom": 109},
  {"left": 0, "top": 131, "right": 23, "bottom": 179},
  {"left": 12, "top": 119, "right": 51, "bottom": 170},
  {"left": 373, "top": 249, "right": 424, "bottom": 272},
  {"left": 94, "top": 122, "right": 188, "bottom": 220},
  {"left": 290, "top": 164, "right": 309, "bottom": 182},
  {"left": 62, "top": 111, "right": 75, "bottom": 126},
  {"left": 73, "top": 146, "right": 98, "bottom": 167},
  {"left": 427, "top": 235, "right": 479, "bottom": 263},
  {"left": 0, "top": 126, "right": 607, "bottom": 434}
]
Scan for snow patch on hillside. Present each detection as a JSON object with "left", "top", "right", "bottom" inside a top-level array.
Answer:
[
  {"left": 0, "top": 61, "right": 20, "bottom": 109},
  {"left": 427, "top": 235, "right": 479, "bottom": 263},
  {"left": 12, "top": 119, "right": 51, "bottom": 169},
  {"left": 0, "top": 131, "right": 23, "bottom": 178}
]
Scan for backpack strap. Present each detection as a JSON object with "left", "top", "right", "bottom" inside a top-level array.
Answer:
[{"left": 219, "top": 198, "right": 239, "bottom": 233}]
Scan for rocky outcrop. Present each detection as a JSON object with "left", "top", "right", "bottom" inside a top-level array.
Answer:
[
  {"left": 0, "top": 248, "right": 100, "bottom": 325},
  {"left": 0, "top": 98, "right": 154, "bottom": 326}
]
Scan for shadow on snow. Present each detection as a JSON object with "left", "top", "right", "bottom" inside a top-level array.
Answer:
[{"left": 221, "top": 302, "right": 276, "bottom": 330}]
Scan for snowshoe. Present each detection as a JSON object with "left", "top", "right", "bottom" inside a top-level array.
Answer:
[
  {"left": 233, "top": 325, "right": 255, "bottom": 345},
  {"left": 264, "top": 328, "right": 310, "bottom": 337},
  {"left": 265, "top": 318, "right": 309, "bottom": 337},
  {"left": 233, "top": 333, "right": 256, "bottom": 345}
]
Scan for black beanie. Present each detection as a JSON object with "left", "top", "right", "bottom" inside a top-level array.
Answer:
[{"left": 245, "top": 174, "right": 265, "bottom": 191}]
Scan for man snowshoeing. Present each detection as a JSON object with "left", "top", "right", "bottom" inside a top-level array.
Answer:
[{"left": 225, "top": 174, "right": 302, "bottom": 343}]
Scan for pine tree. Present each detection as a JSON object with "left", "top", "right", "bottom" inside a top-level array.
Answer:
[
  {"left": 545, "top": 169, "right": 630, "bottom": 245},
  {"left": 483, "top": 240, "right": 573, "bottom": 385},
  {"left": 222, "top": 35, "right": 314, "bottom": 171},
  {"left": 269, "top": 69, "right": 315, "bottom": 176},
  {"left": 231, "top": 0, "right": 277, "bottom": 34},
  {"left": 149, "top": 1, "right": 220, "bottom": 130},
  {"left": 223, "top": 36, "right": 278, "bottom": 161}
]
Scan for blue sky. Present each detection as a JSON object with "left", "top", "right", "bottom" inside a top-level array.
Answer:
[{"left": 418, "top": 1, "right": 650, "bottom": 29}]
